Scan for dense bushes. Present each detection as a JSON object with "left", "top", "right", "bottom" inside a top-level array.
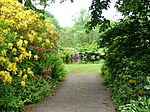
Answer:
[
  {"left": 0, "top": 0, "right": 65, "bottom": 111},
  {"left": 77, "top": 43, "right": 104, "bottom": 63},
  {"left": 101, "top": 16, "right": 150, "bottom": 111},
  {"left": 59, "top": 48, "right": 78, "bottom": 64}
]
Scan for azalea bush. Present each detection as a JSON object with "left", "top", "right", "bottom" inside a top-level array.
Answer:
[{"left": 0, "top": 0, "right": 65, "bottom": 111}]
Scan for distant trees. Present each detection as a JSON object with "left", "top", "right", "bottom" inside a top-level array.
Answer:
[
  {"left": 44, "top": 11, "right": 61, "bottom": 31},
  {"left": 59, "top": 9, "right": 100, "bottom": 48}
]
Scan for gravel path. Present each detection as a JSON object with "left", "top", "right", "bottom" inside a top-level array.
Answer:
[{"left": 24, "top": 72, "right": 115, "bottom": 112}]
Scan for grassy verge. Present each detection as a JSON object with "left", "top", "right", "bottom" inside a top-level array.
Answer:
[{"left": 65, "top": 60, "right": 104, "bottom": 74}]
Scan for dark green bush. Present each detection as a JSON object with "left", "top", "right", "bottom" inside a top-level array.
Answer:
[{"left": 100, "top": 15, "right": 150, "bottom": 111}]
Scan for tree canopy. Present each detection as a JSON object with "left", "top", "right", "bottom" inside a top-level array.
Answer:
[{"left": 92, "top": 0, "right": 150, "bottom": 111}]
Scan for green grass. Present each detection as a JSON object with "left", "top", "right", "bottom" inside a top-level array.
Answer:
[{"left": 65, "top": 61, "right": 104, "bottom": 74}]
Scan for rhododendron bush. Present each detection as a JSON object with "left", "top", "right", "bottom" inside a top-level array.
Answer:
[
  {"left": 0, "top": 0, "right": 58, "bottom": 85},
  {"left": 0, "top": 0, "right": 65, "bottom": 111}
]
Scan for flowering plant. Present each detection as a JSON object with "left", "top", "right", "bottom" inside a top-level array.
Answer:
[{"left": 0, "top": 0, "right": 58, "bottom": 86}]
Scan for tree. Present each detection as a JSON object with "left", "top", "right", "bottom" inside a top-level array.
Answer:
[
  {"left": 88, "top": 0, "right": 150, "bottom": 110},
  {"left": 44, "top": 11, "right": 61, "bottom": 31},
  {"left": 58, "top": 9, "right": 100, "bottom": 48},
  {"left": 18, "top": 0, "right": 73, "bottom": 11}
]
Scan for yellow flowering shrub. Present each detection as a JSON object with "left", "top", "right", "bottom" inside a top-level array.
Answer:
[{"left": 0, "top": 0, "right": 58, "bottom": 86}]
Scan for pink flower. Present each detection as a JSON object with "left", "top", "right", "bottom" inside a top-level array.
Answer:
[
  {"left": 47, "top": 68, "right": 52, "bottom": 72},
  {"left": 47, "top": 36, "right": 51, "bottom": 38},
  {"left": 33, "top": 76, "right": 38, "bottom": 81},
  {"left": 43, "top": 68, "right": 47, "bottom": 72},
  {"left": 44, "top": 75, "right": 49, "bottom": 80}
]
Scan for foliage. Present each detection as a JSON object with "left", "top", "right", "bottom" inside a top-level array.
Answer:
[
  {"left": 0, "top": 0, "right": 65, "bottom": 111},
  {"left": 119, "top": 96, "right": 150, "bottom": 112},
  {"left": 0, "top": 54, "right": 65, "bottom": 112},
  {"left": 85, "top": 0, "right": 111, "bottom": 32},
  {"left": 77, "top": 43, "right": 99, "bottom": 53},
  {"left": 100, "top": 5, "right": 150, "bottom": 109},
  {"left": 44, "top": 11, "right": 61, "bottom": 31},
  {"left": 18, "top": 0, "right": 73, "bottom": 12},
  {"left": 59, "top": 48, "right": 76, "bottom": 64},
  {"left": 86, "top": 0, "right": 150, "bottom": 111},
  {"left": 77, "top": 43, "right": 104, "bottom": 63},
  {"left": 59, "top": 9, "right": 100, "bottom": 48}
]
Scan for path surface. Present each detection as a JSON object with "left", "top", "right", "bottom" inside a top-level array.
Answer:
[{"left": 24, "top": 72, "right": 115, "bottom": 112}]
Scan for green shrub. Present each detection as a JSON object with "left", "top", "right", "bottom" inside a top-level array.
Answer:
[
  {"left": 100, "top": 15, "right": 150, "bottom": 110},
  {"left": 119, "top": 97, "right": 150, "bottom": 112}
]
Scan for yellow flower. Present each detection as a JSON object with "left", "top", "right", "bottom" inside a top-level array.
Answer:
[
  {"left": 7, "top": 62, "right": 13, "bottom": 71},
  {"left": 22, "top": 21, "right": 27, "bottom": 27},
  {"left": 31, "top": 30, "right": 36, "bottom": 36},
  {"left": 42, "top": 43, "right": 45, "bottom": 47},
  {"left": 18, "top": 70, "right": 23, "bottom": 76},
  {"left": 27, "top": 51, "right": 32, "bottom": 59},
  {"left": 0, "top": 71, "right": 5, "bottom": 77},
  {"left": 24, "top": 40, "right": 28, "bottom": 45},
  {"left": 3, "top": 71, "right": 12, "bottom": 84},
  {"left": 17, "top": 39, "right": 23, "bottom": 48},
  {"left": 45, "top": 39, "right": 50, "bottom": 44},
  {"left": 27, "top": 68, "right": 34, "bottom": 76},
  {"left": 27, "top": 67, "right": 31, "bottom": 72},
  {"left": 128, "top": 79, "right": 136, "bottom": 83},
  {"left": 8, "top": 43, "right": 13, "bottom": 49},
  {"left": 12, "top": 48, "right": 17, "bottom": 54},
  {"left": 20, "top": 47, "right": 26, "bottom": 52},
  {"left": 28, "top": 34, "right": 35, "bottom": 43},
  {"left": 15, "top": 57, "right": 19, "bottom": 62},
  {"left": 1, "top": 50, "right": 7, "bottom": 56},
  {"left": 19, "top": 54, "right": 24, "bottom": 62},
  {"left": 34, "top": 55, "right": 38, "bottom": 60},
  {"left": 37, "top": 37, "right": 42, "bottom": 41},
  {"left": 0, "top": 36, "right": 4, "bottom": 43},
  {"left": 12, "top": 62, "right": 18, "bottom": 74},
  {"left": 21, "top": 81, "right": 26, "bottom": 86},
  {"left": 23, "top": 74, "right": 27, "bottom": 80},
  {"left": 20, "top": 36, "right": 23, "bottom": 39},
  {"left": 8, "top": 19, "right": 15, "bottom": 27},
  {"left": 0, "top": 56, "right": 6, "bottom": 62},
  {"left": 28, "top": 71, "right": 34, "bottom": 76}
]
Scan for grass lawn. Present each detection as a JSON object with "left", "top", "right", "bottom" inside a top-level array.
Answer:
[{"left": 65, "top": 60, "right": 104, "bottom": 74}]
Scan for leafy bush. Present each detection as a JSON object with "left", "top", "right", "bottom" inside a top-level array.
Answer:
[
  {"left": 119, "top": 97, "right": 150, "bottom": 112},
  {"left": 0, "top": 0, "right": 65, "bottom": 111},
  {"left": 100, "top": 12, "right": 150, "bottom": 111},
  {"left": 59, "top": 48, "right": 75, "bottom": 64},
  {"left": 77, "top": 43, "right": 104, "bottom": 63}
]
